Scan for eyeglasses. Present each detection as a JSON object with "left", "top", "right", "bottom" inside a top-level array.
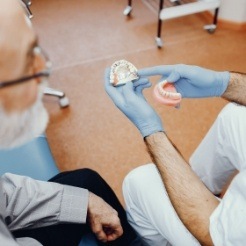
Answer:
[
  {"left": 19, "top": 0, "right": 33, "bottom": 19},
  {"left": 0, "top": 46, "right": 52, "bottom": 89}
]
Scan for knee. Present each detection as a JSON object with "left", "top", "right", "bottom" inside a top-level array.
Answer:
[
  {"left": 76, "top": 168, "right": 101, "bottom": 177},
  {"left": 71, "top": 168, "right": 105, "bottom": 187},
  {"left": 123, "top": 164, "right": 157, "bottom": 203},
  {"left": 123, "top": 164, "right": 171, "bottom": 227},
  {"left": 217, "top": 103, "right": 246, "bottom": 126},
  {"left": 213, "top": 103, "right": 246, "bottom": 142},
  {"left": 123, "top": 164, "right": 154, "bottom": 188}
]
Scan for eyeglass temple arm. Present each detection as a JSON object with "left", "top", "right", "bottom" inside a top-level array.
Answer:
[
  {"left": 44, "top": 87, "right": 65, "bottom": 98},
  {"left": 43, "top": 87, "right": 70, "bottom": 108},
  {"left": 21, "top": 0, "right": 33, "bottom": 19}
]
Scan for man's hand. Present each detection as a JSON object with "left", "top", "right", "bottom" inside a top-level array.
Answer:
[
  {"left": 87, "top": 192, "right": 123, "bottom": 242},
  {"left": 139, "top": 64, "right": 230, "bottom": 98},
  {"left": 104, "top": 68, "right": 164, "bottom": 138}
]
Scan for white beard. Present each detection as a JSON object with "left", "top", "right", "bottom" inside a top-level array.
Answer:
[{"left": 0, "top": 86, "right": 49, "bottom": 149}]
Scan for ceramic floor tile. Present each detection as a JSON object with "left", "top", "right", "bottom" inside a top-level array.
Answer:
[{"left": 31, "top": 0, "right": 246, "bottom": 203}]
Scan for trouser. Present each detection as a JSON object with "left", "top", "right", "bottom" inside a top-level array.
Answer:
[
  {"left": 13, "top": 168, "right": 140, "bottom": 246},
  {"left": 123, "top": 103, "right": 246, "bottom": 246}
]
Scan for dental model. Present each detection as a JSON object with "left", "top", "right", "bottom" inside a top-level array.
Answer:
[
  {"left": 110, "top": 60, "right": 139, "bottom": 86},
  {"left": 153, "top": 80, "right": 182, "bottom": 107}
]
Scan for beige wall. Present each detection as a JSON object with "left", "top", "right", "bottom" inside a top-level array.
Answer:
[{"left": 218, "top": 0, "right": 246, "bottom": 23}]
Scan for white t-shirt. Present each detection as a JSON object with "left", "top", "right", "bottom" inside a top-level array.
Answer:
[{"left": 210, "top": 170, "right": 246, "bottom": 245}]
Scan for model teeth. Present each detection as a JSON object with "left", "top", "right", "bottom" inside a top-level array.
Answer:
[
  {"left": 110, "top": 60, "right": 139, "bottom": 86},
  {"left": 157, "top": 80, "right": 181, "bottom": 99}
]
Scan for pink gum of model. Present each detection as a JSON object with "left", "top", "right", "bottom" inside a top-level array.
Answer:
[{"left": 153, "top": 82, "right": 182, "bottom": 107}]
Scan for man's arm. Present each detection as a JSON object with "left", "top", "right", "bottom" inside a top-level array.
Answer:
[
  {"left": 145, "top": 132, "right": 219, "bottom": 246},
  {"left": 104, "top": 67, "right": 227, "bottom": 245},
  {"left": 222, "top": 72, "right": 246, "bottom": 106},
  {"left": 1, "top": 173, "right": 123, "bottom": 243},
  {"left": 1, "top": 173, "right": 89, "bottom": 231},
  {"left": 139, "top": 66, "right": 246, "bottom": 105},
  {"left": 0, "top": 219, "right": 42, "bottom": 245}
]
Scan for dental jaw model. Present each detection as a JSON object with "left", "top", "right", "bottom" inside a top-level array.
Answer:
[
  {"left": 110, "top": 60, "right": 181, "bottom": 107},
  {"left": 110, "top": 60, "right": 139, "bottom": 86},
  {"left": 153, "top": 80, "right": 182, "bottom": 107}
]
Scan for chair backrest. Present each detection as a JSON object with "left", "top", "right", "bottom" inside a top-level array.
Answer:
[{"left": 0, "top": 135, "right": 59, "bottom": 180}]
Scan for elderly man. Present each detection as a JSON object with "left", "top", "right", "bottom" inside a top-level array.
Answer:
[
  {"left": 0, "top": 0, "right": 143, "bottom": 245},
  {"left": 105, "top": 64, "right": 246, "bottom": 245}
]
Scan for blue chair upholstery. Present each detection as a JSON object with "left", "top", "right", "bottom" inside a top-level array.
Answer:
[
  {"left": 0, "top": 135, "right": 59, "bottom": 180},
  {"left": 0, "top": 135, "right": 98, "bottom": 246}
]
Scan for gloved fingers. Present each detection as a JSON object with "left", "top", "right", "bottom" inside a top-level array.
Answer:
[
  {"left": 104, "top": 67, "right": 112, "bottom": 88},
  {"left": 173, "top": 83, "right": 185, "bottom": 97},
  {"left": 122, "top": 82, "right": 137, "bottom": 101},
  {"left": 104, "top": 68, "right": 124, "bottom": 107},
  {"left": 166, "top": 71, "right": 181, "bottom": 83},
  {"left": 133, "top": 77, "right": 150, "bottom": 88},
  {"left": 121, "top": 78, "right": 150, "bottom": 102},
  {"left": 136, "top": 81, "right": 152, "bottom": 96},
  {"left": 138, "top": 65, "right": 174, "bottom": 77},
  {"left": 173, "top": 64, "right": 201, "bottom": 79}
]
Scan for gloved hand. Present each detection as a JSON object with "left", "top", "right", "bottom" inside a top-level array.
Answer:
[
  {"left": 104, "top": 68, "right": 164, "bottom": 138},
  {"left": 138, "top": 64, "right": 230, "bottom": 98}
]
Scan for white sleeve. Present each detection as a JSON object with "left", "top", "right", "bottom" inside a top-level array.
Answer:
[{"left": 209, "top": 170, "right": 246, "bottom": 246}]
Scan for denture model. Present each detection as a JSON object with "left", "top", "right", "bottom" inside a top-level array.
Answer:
[
  {"left": 153, "top": 80, "right": 182, "bottom": 107},
  {"left": 110, "top": 60, "right": 139, "bottom": 87}
]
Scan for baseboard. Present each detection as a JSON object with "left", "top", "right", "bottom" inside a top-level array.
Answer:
[{"left": 201, "top": 11, "right": 246, "bottom": 31}]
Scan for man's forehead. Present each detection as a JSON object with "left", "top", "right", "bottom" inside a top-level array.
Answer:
[
  {"left": 0, "top": 0, "right": 39, "bottom": 45},
  {"left": 0, "top": 0, "right": 22, "bottom": 19},
  {"left": 0, "top": 0, "right": 34, "bottom": 37},
  {"left": 0, "top": 0, "right": 37, "bottom": 80}
]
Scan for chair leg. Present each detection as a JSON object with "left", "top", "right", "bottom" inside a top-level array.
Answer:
[
  {"left": 43, "top": 87, "right": 70, "bottom": 108},
  {"left": 204, "top": 7, "right": 219, "bottom": 34},
  {"left": 169, "top": 0, "right": 181, "bottom": 5},
  {"left": 213, "top": 7, "right": 219, "bottom": 25},
  {"left": 123, "top": 0, "right": 132, "bottom": 16},
  {"left": 155, "top": 0, "right": 164, "bottom": 48}
]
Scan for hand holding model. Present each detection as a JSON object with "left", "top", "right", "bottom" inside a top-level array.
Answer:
[
  {"left": 105, "top": 62, "right": 231, "bottom": 137},
  {"left": 105, "top": 67, "right": 164, "bottom": 138},
  {"left": 139, "top": 64, "right": 230, "bottom": 98}
]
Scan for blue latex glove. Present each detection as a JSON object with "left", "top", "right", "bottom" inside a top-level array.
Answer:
[
  {"left": 138, "top": 64, "right": 230, "bottom": 98},
  {"left": 104, "top": 68, "right": 164, "bottom": 138}
]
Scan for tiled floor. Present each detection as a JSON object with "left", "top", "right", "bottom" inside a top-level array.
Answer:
[{"left": 32, "top": 0, "right": 246, "bottom": 204}]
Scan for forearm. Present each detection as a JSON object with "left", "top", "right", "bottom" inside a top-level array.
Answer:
[
  {"left": 0, "top": 219, "right": 42, "bottom": 246},
  {"left": 1, "top": 173, "right": 88, "bottom": 231},
  {"left": 222, "top": 72, "right": 246, "bottom": 105},
  {"left": 145, "top": 132, "right": 219, "bottom": 246}
]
